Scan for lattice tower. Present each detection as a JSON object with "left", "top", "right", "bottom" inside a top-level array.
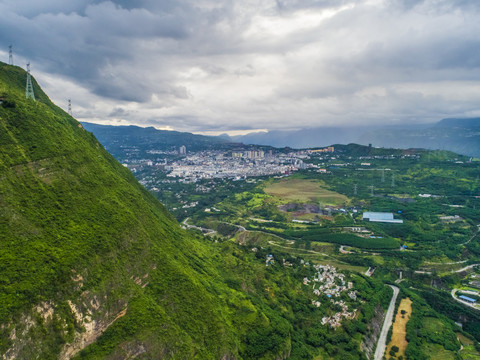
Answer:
[{"left": 25, "top": 62, "right": 35, "bottom": 101}]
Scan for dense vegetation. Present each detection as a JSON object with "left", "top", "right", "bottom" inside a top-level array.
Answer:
[
  {"left": 3, "top": 60, "right": 480, "bottom": 359},
  {"left": 0, "top": 62, "right": 406, "bottom": 359}
]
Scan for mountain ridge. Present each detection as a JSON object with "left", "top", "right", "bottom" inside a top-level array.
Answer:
[{"left": 82, "top": 118, "right": 480, "bottom": 158}]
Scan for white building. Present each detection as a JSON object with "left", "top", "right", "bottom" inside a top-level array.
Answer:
[{"left": 363, "top": 212, "right": 403, "bottom": 223}]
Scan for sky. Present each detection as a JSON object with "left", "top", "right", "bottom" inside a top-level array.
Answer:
[{"left": 1, "top": 0, "right": 480, "bottom": 135}]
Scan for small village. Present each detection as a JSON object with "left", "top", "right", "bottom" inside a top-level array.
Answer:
[{"left": 303, "top": 264, "right": 358, "bottom": 328}]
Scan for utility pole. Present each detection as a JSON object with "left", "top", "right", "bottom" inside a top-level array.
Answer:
[
  {"left": 8, "top": 45, "right": 13, "bottom": 65},
  {"left": 25, "top": 62, "right": 35, "bottom": 101},
  {"left": 354, "top": 183, "right": 357, "bottom": 196},
  {"left": 368, "top": 185, "right": 374, "bottom": 196},
  {"left": 391, "top": 173, "right": 395, "bottom": 187}
]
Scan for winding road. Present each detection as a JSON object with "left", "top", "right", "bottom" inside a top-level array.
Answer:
[
  {"left": 452, "top": 264, "right": 480, "bottom": 273},
  {"left": 451, "top": 288, "right": 480, "bottom": 311},
  {"left": 182, "top": 218, "right": 216, "bottom": 235},
  {"left": 374, "top": 285, "right": 400, "bottom": 360}
]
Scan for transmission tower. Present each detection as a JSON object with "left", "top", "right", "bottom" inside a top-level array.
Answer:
[
  {"left": 25, "top": 62, "right": 35, "bottom": 101},
  {"left": 381, "top": 168, "right": 385, "bottom": 183},
  {"left": 68, "top": 99, "right": 72, "bottom": 116},
  {"left": 354, "top": 183, "right": 357, "bottom": 196},
  {"left": 391, "top": 173, "right": 395, "bottom": 187},
  {"left": 8, "top": 45, "right": 13, "bottom": 65},
  {"left": 368, "top": 185, "right": 374, "bottom": 196}
]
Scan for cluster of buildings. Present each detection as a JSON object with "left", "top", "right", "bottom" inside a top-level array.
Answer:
[
  {"left": 303, "top": 265, "right": 358, "bottom": 328},
  {"left": 232, "top": 149, "right": 273, "bottom": 159},
  {"left": 321, "top": 299, "right": 357, "bottom": 328},
  {"left": 165, "top": 150, "right": 310, "bottom": 182}
]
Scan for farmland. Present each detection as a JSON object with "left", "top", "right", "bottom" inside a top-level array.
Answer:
[
  {"left": 386, "top": 297, "right": 412, "bottom": 358},
  {"left": 117, "top": 142, "right": 480, "bottom": 358},
  {"left": 264, "top": 178, "right": 349, "bottom": 206}
]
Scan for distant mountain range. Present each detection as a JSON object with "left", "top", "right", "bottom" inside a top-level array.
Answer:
[
  {"left": 83, "top": 118, "right": 480, "bottom": 158},
  {"left": 82, "top": 122, "right": 232, "bottom": 159},
  {"left": 230, "top": 118, "right": 480, "bottom": 157}
]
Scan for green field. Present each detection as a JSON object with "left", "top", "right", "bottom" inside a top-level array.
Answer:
[
  {"left": 458, "top": 333, "right": 480, "bottom": 359},
  {"left": 422, "top": 317, "right": 445, "bottom": 334},
  {"left": 421, "top": 344, "right": 455, "bottom": 360},
  {"left": 264, "top": 178, "right": 349, "bottom": 206}
]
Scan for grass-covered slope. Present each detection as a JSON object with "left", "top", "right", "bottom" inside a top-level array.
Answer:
[
  {"left": 0, "top": 62, "right": 405, "bottom": 360},
  {"left": 0, "top": 62, "right": 248, "bottom": 358}
]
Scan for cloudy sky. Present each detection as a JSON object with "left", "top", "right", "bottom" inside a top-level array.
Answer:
[{"left": 1, "top": 0, "right": 480, "bottom": 134}]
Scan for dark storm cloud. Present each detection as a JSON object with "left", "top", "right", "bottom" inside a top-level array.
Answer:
[
  {"left": 1, "top": 0, "right": 480, "bottom": 132},
  {"left": 0, "top": 0, "right": 195, "bottom": 101}
]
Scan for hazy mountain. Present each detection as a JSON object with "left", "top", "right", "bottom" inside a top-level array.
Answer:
[
  {"left": 231, "top": 120, "right": 480, "bottom": 157},
  {"left": 230, "top": 127, "right": 373, "bottom": 149},
  {"left": 358, "top": 118, "right": 480, "bottom": 158}
]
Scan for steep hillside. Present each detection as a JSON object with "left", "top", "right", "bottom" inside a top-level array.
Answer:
[
  {"left": 3, "top": 62, "right": 470, "bottom": 359},
  {"left": 0, "top": 62, "right": 402, "bottom": 360},
  {"left": 0, "top": 63, "right": 248, "bottom": 358}
]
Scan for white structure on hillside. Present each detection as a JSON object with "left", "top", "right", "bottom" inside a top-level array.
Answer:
[{"left": 363, "top": 212, "right": 403, "bottom": 223}]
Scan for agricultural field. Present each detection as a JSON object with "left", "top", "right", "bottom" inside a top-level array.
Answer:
[
  {"left": 386, "top": 297, "right": 412, "bottom": 359},
  {"left": 421, "top": 344, "right": 456, "bottom": 360},
  {"left": 458, "top": 333, "right": 480, "bottom": 359},
  {"left": 264, "top": 178, "right": 349, "bottom": 206},
  {"left": 156, "top": 144, "right": 480, "bottom": 355}
]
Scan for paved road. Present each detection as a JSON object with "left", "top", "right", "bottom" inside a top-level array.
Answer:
[
  {"left": 452, "top": 264, "right": 480, "bottom": 273},
  {"left": 182, "top": 218, "right": 216, "bottom": 235},
  {"left": 451, "top": 288, "right": 480, "bottom": 311},
  {"left": 220, "top": 221, "right": 246, "bottom": 232},
  {"left": 461, "top": 225, "right": 480, "bottom": 245},
  {"left": 374, "top": 285, "right": 400, "bottom": 360}
]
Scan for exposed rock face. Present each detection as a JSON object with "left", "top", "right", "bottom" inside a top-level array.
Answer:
[
  {"left": 60, "top": 301, "right": 128, "bottom": 360},
  {"left": 2, "top": 314, "right": 36, "bottom": 360},
  {"left": 3, "top": 291, "right": 128, "bottom": 360},
  {"left": 361, "top": 304, "right": 385, "bottom": 359}
]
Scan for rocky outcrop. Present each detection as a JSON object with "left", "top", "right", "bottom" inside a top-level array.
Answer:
[
  {"left": 361, "top": 304, "right": 385, "bottom": 359},
  {"left": 59, "top": 300, "right": 128, "bottom": 360}
]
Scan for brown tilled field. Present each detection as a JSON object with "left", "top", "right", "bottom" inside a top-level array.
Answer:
[{"left": 386, "top": 297, "right": 413, "bottom": 358}]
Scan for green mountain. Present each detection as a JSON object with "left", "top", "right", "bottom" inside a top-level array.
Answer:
[
  {"left": 0, "top": 63, "right": 248, "bottom": 358},
  {"left": 1, "top": 62, "right": 399, "bottom": 360},
  {"left": 2, "top": 62, "right": 477, "bottom": 360},
  {"left": 81, "top": 122, "right": 232, "bottom": 159}
]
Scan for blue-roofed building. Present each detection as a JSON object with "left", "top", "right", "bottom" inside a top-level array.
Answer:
[{"left": 459, "top": 295, "right": 477, "bottom": 303}]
